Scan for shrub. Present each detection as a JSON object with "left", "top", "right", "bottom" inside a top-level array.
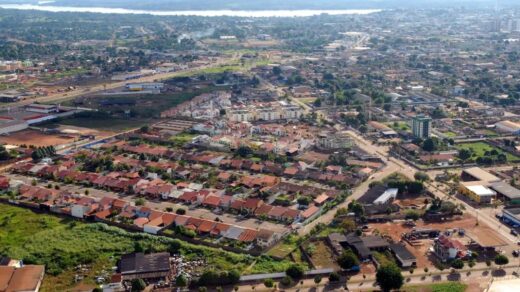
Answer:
[
  {"left": 280, "top": 276, "right": 292, "bottom": 286},
  {"left": 286, "top": 264, "right": 304, "bottom": 279},
  {"left": 328, "top": 272, "right": 340, "bottom": 282}
]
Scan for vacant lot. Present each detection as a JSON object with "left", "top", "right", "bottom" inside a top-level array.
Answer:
[
  {"left": 370, "top": 213, "right": 507, "bottom": 268},
  {"left": 455, "top": 142, "right": 519, "bottom": 162},
  {"left": 0, "top": 129, "right": 76, "bottom": 147},
  {"left": 45, "top": 116, "right": 148, "bottom": 132},
  {"left": 304, "top": 240, "right": 339, "bottom": 270},
  {"left": 0, "top": 203, "right": 292, "bottom": 291},
  {"left": 403, "top": 282, "right": 467, "bottom": 292}
]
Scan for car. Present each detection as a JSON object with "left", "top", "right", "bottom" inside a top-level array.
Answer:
[
  {"left": 517, "top": 241, "right": 520, "bottom": 246},
  {"left": 511, "top": 230, "right": 518, "bottom": 236},
  {"left": 513, "top": 250, "right": 519, "bottom": 257}
]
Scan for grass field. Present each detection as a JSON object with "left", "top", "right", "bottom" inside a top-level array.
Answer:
[
  {"left": 442, "top": 131, "right": 458, "bottom": 138},
  {"left": 387, "top": 121, "right": 411, "bottom": 132},
  {"left": 266, "top": 234, "right": 300, "bottom": 258},
  {"left": 455, "top": 142, "right": 519, "bottom": 162},
  {"left": 0, "top": 203, "right": 292, "bottom": 291},
  {"left": 403, "top": 282, "right": 467, "bottom": 292},
  {"left": 43, "top": 116, "right": 149, "bottom": 132},
  {"left": 170, "top": 132, "right": 197, "bottom": 147}
]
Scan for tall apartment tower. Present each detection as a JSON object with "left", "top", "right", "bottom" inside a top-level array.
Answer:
[{"left": 412, "top": 115, "right": 432, "bottom": 139}]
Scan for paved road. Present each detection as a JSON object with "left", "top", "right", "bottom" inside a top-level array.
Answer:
[{"left": 235, "top": 263, "right": 520, "bottom": 292}]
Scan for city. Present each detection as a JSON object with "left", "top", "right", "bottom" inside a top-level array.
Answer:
[{"left": 1, "top": 1, "right": 520, "bottom": 292}]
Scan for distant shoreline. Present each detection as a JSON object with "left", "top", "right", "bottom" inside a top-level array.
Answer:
[{"left": 0, "top": 4, "right": 382, "bottom": 17}]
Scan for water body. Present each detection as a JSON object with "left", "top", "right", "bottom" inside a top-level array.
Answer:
[{"left": 0, "top": 4, "right": 381, "bottom": 17}]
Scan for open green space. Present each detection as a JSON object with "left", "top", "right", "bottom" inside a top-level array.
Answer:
[
  {"left": 0, "top": 203, "right": 293, "bottom": 291},
  {"left": 170, "top": 132, "right": 198, "bottom": 147},
  {"left": 266, "top": 234, "right": 301, "bottom": 258},
  {"left": 42, "top": 113, "right": 150, "bottom": 132},
  {"left": 442, "top": 131, "right": 458, "bottom": 138},
  {"left": 455, "top": 142, "right": 519, "bottom": 162},
  {"left": 403, "top": 282, "right": 467, "bottom": 292},
  {"left": 387, "top": 121, "right": 411, "bottom": 132}
]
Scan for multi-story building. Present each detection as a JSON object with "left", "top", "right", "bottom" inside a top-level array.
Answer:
[{"left": 412, "top": 115, "right": 431, "bottom": 139}]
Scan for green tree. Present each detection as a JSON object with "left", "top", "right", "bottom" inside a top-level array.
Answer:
[
  {"left": 280, "top": 276, "right": 292, "bottom": 286},
  {"left": 286, "top": 264, "right": 304, "bottom": 279},
  {"left": 314, "top": 275, "right": 322, "bottom": 285},
  {"left": 337, "top": 249, "right": 360, "bottom": 270},
  {"left": 176, "top": 275, "right": 188, "bottom": 287},
  {"left": 376, "top": 264, "right": 404, "bottom": 292},
  {"left": 494, "top": 254, "right": 509, "bottom": 267},
  {"left": 328, "top": 272, "right": 340, "bottom": 282},
  {"left": 414, "top": 172, "right": 429, "bottom": 182},
  {"left": 451, "top": 259, "right": 464, "bottom": 269},
  {"left": 422, "top": 138, "right": 436, "bottom": 152},
  {"left": 131, "top": 279, "right": 146, "bottom": 292},
  {"left": 264, "top": 278, "right": 274, "bottom": 288},
  {"left": 458, "top": 149, "right": 472, "bottom": 162}
]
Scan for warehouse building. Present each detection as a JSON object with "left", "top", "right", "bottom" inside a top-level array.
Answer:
[
  {"left": 491, "top": 182, "right": 520, "bottom": 204},
  {"left": 459, "top": 181, "right": 497, "bottom": 204}
]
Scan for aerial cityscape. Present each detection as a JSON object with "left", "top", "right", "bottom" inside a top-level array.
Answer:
[{"left": 1, "top": 0, "right": 520, "bottom": 291}]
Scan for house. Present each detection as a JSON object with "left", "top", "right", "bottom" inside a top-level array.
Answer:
[
  {"left": 267, "top": 206, "right": 287, "bottom": 221},
  {"left": 434, "top": 235, "right": 467, "bottom": 262},
  {"left": 0, "top": 265, "right": 45, "bottom": 292},
  {"left": 143, "top": 213, "right": 176, "bottom": 234},
  {"left": 0, "top": 176, "right": 10, "bottom": 190},
  {"left": 118, "top": 252, "right": 171, "bottom": 281},
  {"left": 282, "top": 208, "right": 301, "bottom": 222},
  {"left": 197, "top": 220, "right": 216, "bottom": 234},
  {"left": 256, "top": 229, "right": 277, "bottom": 248},
  {"left": 71, "top": 197, "right": 96, "bottom": 218},
  {"left": 341, "top": 233, "right": 390, "bottom": 261},
  {"left": 313, "top": 193, "right": 330, "bottom": 206},
  {"left": 238, "top": 229, "right": 258, "bottom": 243},
  {"left": 224, "top": 226, "right": 246, "bottom": 241},
  {"left": 389, "top": 244, "right": 417, "bottom": 268},
  {"left": 300, "top": 205, "right": 320, "bottom": 222}
]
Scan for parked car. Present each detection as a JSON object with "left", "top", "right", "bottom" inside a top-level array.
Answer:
[{"left": 511, "top": 229, "right": 518, "bottom": 236}]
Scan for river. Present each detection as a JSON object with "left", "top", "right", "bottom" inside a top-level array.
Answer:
[{"left": 0, "top": 4, "right": 381, "bottom": 17}]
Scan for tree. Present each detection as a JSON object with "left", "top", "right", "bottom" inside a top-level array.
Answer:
[
  {"left": 176, "top": 208, "right": 186, "bottom": 215},
  {"left": 376, "top": 264, "right": 404, "bottom": 292},
  {"left": 422, "top": 138, "right": 436, "bottom": 152},
  {"left": 286, "top": 264, "right": 304, "bottom": 279},
  {"left": 131, "top": 279, "right": 146, "bottom": 292},
  {"left": 451, "top": 259, "right": 464, "bottom": 269},
  {"left": 328, "top": 272, "right": 340, "bottom": 282},
  {"left": 264, "top": 278, "right": 274, "bottom": 288},
  {"left": 198, "top": 287, "right": 208, "bottom": 292},
  {"left": 297, "top": 196, "right": 311, "bottom": 206},
  {"left": 168, "top": 240, "right": 182, "bottom": 254},
  {"left": 236, "top": 146, "right": 252, "bottom": 157},
  {"left": 176, "top": 275, "right": 188, "bottom": 287},
  {"left": 414, "top": 172, "right": 429, "bottom": 182},
  {"left": 337, "top": 249, "right": 360, "bottom": 270},
  {"left": 280, "top": 276, "right": 292, "bottom": 286},
  {"left": 272, "top": 66, "right": 282, "bottom": 75},
  {"left": 314, "top": 275, "right": 322, "bottom": 285},
  {"left": 405, "top": 210, "right": 421, "bottom": 221},
  {"left": 135, "top": 198, "right": 145, "bottom": 206},
  {"left": 494, "top": 254, "right": 509, "bottom": 267},
  {"left": 458, "top": 149, "right": 472, "bottom": 162},
  {"left": 313, "top": 98, "right": 322, "bottom": 107}
]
